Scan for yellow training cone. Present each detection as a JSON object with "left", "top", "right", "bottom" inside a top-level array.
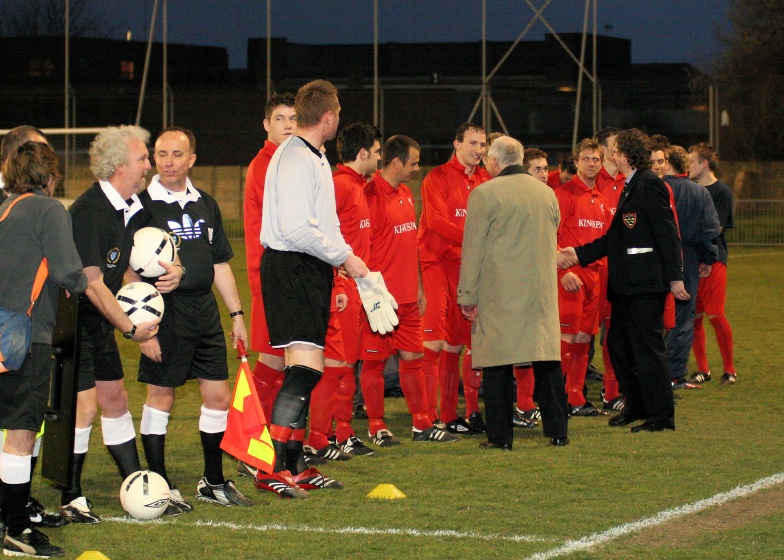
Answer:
[
  {"left": 367, "top": 484, "right": 407, "bottom": 499},
  {"left": 76, "top": 552, "right": 111, "bottom": 560}
]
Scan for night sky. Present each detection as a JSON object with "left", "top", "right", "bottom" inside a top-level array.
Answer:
[{"left": 98, "top": 0, "right": 730, "bottom": 69}]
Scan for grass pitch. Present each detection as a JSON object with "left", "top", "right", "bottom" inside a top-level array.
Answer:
[{"left": 31, "top": 244, "right": 784, "bottom": 559}]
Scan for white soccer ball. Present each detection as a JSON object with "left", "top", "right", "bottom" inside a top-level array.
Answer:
[
  {"left": 130, "top": 227, "right": 177, "bottom": 278},
  {"left": 120, "top": 470, "right": 170, "bottom": 520},
  {"left": 116, "top": 282, "right": 165, "bottom": 325}
]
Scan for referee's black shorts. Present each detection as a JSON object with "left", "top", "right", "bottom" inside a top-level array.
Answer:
[
  {"left": 0, "top": 343, "right": 52, "bottom": 432},
  {"left": 261, "top": 249, "right": 333, "bottom": 349}
]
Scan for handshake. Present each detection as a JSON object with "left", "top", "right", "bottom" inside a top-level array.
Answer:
[
  {"left": 356, "top": 272, "right": 399, "bottom": 335},
  {"left": 556, "top": 247, "right": 579, "bottom": 269}
]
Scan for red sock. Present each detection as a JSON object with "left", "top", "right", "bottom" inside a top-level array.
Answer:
[
  {"left": 514, "top": 365, "right": 535, "bottom": 410},
  {"left": 462, "top": 350, "right": 481, "bottom": 417},
  {"left": 560, "top": 339, "right": 572, "bottom": 381},
  {"left": 252, "top": 361, "right": 284, "bottom": 418},
  {"left": 602, "top": 341, "right": 619, "bottom": 401},
  {"left": 566, "top": 342, "right": 589, "bottom": 407},
  {"left": 693, "top": 315, "right": 709, "bottom": 372},
  {"left": 269, "top": 424, "right": 294, "bottom": 444},
  {"left": 306, "top": 366, "right": 341, "bottom": 449},
  {"left": 710, "top": 315, "right": 736, "bottom": 374},
  {"left": 438, "top": 351, "right": 461, "bottom": 423},
  {"left": 422, "top": 348, "right": 440, "bottom": 422},
  {"left": 398, "top": 357, "right": 431, "bottom": 431},
  {"left": 361, "top": 360, "right": 387, "bottom": 435},
  {"left": 335, "top": 365, "right": 356, "bottom": 443}
]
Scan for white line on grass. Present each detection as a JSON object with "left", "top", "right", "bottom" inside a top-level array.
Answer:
[
  {"left": 522, "top": 471, "right": 784, "bottom": 560},
  {"left": 103, "top": 516, "right": 557, "bottom": 543}
]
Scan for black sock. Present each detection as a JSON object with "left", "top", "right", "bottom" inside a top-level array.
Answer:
[
  {"left": 200, "top": 431, "right": 225, "bottom": 486},
  {"left": 270, "top": 365, "right": 322, "bottom": 428},
  {"left": 285, "top": 440, "right": 307, "bottom": 475},
  {"left": 141, "top": 434, "right": 170, "bottom": 487},
  {"left": 2, "top": 480, "right": 31, "bottom": 536},
  {"left": 272, "top": 439, "right": 288, "bottom": 473},
  {"left": 61, "top": 452, "right": 87, "bottom": 505},
  {"left": 106, "top": 440, "right": 141, "bottom": 480}
]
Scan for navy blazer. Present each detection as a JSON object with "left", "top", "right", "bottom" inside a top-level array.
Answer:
[{"left": 575, "top": 168, "right": 683, "bottom": 297}]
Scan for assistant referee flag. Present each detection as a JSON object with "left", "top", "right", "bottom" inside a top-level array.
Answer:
[{"left": 220, "top": 341, "right": 276, "bottom": 474}]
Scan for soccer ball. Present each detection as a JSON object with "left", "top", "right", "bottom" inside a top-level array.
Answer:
[
  {"left": 130, "top": 227, "right": 177, "bottom": 278},
  {"left": 116, "top": 282, "right": 165, "bottom": 325},
  {"left": 120, "top": 470, "right": 170, "bottom": 520}
]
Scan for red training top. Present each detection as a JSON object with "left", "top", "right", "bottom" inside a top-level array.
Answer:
[
  {"left": 333, "top": 163, "right": 372, "bottom": 263},
  {"left": 244, "top": 140, "right": 277, "bottom": 296},
  {"left": 417, "top": 155, "right": 491, "bottom": 267},
  {"left": 364, "top": 171, "right": 420, "bottom": 304}
]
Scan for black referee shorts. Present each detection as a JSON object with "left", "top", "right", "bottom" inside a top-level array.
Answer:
[
  {"left": 78, "top": 312, "right": 125, "bottom": 392},
  {"left": 261, "top": 249, "right": 333, "bottom": 348},
  {"left": 138, "top": 292, "right": 228, "bottom": 387},
  {"left": 0, "top": 343, "right": 53, "bottom": 432}
]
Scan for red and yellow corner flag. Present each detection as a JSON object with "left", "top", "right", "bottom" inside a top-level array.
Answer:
[{"left": 220, "top": 340, "right": 276, "bottom": 474}]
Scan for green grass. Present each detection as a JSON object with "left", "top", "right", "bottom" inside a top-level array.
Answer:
[{"left": 30, "top": 244, "right": 784, "bottom": 559}]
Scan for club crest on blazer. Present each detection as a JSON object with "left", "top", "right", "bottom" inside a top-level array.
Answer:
[{"left": 622, "top": 213, "right": 637, "bottom": 228}]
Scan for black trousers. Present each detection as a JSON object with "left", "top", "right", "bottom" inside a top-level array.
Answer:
[
  {"left": 607, "top": 289, "right": 675, "bottom": 426},
  {"left": 483, "top": 360, "right": 568, "bottom": 446}
]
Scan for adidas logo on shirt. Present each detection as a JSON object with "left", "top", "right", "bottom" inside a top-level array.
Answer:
[{"left": 168, "top": 214, "right": 206, "bottom": 241}]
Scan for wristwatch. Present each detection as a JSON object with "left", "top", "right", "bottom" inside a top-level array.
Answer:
[{"left": 123, "top": 325, "right": 137, "bottom": 340}]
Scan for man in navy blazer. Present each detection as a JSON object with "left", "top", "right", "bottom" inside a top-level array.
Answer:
[{"left": 558, "top": 128, "right": 688, "bottom": 432}]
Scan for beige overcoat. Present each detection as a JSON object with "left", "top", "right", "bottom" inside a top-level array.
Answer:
[{"left": 457, "top": 166, "right": 561, "bottom": 368}]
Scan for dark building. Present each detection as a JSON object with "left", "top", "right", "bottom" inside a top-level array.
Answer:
[{"left": 0, "top": 34, "right": 707, "bottom": 166}]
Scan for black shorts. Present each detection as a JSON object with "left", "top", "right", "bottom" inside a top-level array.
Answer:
[
  {"left": 0, "top": 344, "right": 53, "bottom": 432},
  {"left": 138, "top": 292, "right": 228, "bottom": 387},
  {"left": 261, "top": 249, "right": 333, "bottom": 348},
  {"left": 78, "top": 312, "right": 124, "bottom": 392}
]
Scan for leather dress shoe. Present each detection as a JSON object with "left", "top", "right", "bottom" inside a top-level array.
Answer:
[
  {"left": 550, "top": 437, "right": 569, "bottom": 447},
  {"left": 630, "top": 421, "right": 675, "bottom": 433},
  {"left": 479, "top": 441, "right": 512, "bottom": 450},
  {"left": 608, "top": 411, "right": 644, "bottom": 427}
]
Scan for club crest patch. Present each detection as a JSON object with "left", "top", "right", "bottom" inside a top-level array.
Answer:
[
  {"left": 107, "top": 247, "right": 121, "bottom": 266},
  {"left": 623, "top": 213, "right": 637, "bottom": 228}
]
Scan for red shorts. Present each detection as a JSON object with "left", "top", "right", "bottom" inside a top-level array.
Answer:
[
  {"left": 336, "top": 281, "right": 362, "bottom": 362},
  {"left": 663, "top": 293, "right": 675, "bottom": 330},
  {"left": 360, "top": 302, "right": 424, "bottom": 360},
  {"left": 324, "top": 309, "right": 346, "bottom": 362},
  {"left": 558, "top": 267, "right": 600, "bottom": 335},
  {"left": 421, "top": 261, "right": 471, "bottom": 346},
  {"left": 250, "top": 293, "right": 284, "bottom": 357},
  {"left": 696, "top": 261, "right": 727, "bottom": 316}
]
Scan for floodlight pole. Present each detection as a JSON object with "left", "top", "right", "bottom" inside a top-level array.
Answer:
[
  {"left": 64, "top": 0, "right": 70, "bottom": 191},
  {"left": 481, "top": 0, "right": 488, "bottom": 131},
  {"left": 266, "top": 0, "right": 272, "bottom": 100},
  {"left": 572, "top": 0, "right": 590, "bottom": 149},
  {"left": 373, "top": 0, "right": 379, "bottom": 128},
  {"left": 136, "top": 0, "right": 159, "bottom": 126},
  {"left": 163, "top": 0, "right": 168, "bottom": 129}
]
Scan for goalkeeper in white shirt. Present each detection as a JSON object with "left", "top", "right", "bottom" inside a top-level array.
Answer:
[{"left": 260, "top": 80, "right": 396, "bottom": 489}]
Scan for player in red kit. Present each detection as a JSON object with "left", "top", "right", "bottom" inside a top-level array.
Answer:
[
  {"left": 243, "top": 94, "right": 296, "bottom": 418},
  {"left": 594, "top": 128, "right": 625, "bottom": 412},
  {"left": 688, "top": 143, "right": 737, "bottom": 386},
  {"left": 361, "top": 135, "right": 459, "bottom": 446},
  {"left": 418, "top": 123, "right": 491, "bottom": 435},
  {"left": 326, "top": 122, "right": 381, "bottom": 456},
  {"left": 556, "top": 139, "right": 611, "bottom": 416}
]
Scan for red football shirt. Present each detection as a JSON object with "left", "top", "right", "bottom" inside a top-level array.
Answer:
[
  {"left": 595, "top": 166, "right": 625, "bottom": 217},
  {"left": 333, "top": 163, "right": 372, "bottom": 263},
  {"left": 418, "top": 155, "right": 491, "bottom": 267},
  {"left": 244, "top": 140, "right": 277, "bottom": 296},
  {"left": 547, "top": 169, "right": 562, "bottom": 190},
  {"left": 364, "top": 172, "right": 420, "bottom": 304},
  {"left": 556, "top": 175, "right": 611, "bottom": 265}
]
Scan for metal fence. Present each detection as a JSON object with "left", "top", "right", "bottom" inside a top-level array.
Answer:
[{"left": 726, "top": 200, "right": 784, "bottom": 245}]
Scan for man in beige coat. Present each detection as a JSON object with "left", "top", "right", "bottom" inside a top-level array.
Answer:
[{"left": 457, "top": 136, "right": 569, "bottom": 449}]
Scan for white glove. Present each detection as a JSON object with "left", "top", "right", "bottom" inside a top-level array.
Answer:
[{"left": 355, "top": 272, "right": 399, "bottom": 335}]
